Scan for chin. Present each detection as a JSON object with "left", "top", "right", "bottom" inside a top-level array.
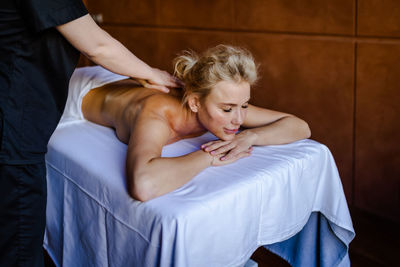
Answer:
[
  {"left": 223, "top": 135, "right": 236, "bottom": 141},
  {"left": 215, "top": 132, "right": 235, "bottom": 141}
]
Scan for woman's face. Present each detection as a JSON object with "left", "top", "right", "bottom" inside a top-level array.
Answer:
[{"left": 196, "top": 80, "right": 250, "bottom": 141}]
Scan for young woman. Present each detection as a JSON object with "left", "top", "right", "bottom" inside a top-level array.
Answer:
[{"left": 70, "top": 45, "right": 311, "bottom": 201}]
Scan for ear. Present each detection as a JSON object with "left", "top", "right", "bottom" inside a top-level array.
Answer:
[{"left": 187, "top": 94, "right": 201, "bottom": 113}]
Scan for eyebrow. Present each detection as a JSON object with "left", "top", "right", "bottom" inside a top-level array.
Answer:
[{"left": 220, "top": 99, "right": 250, "bottom": 106}]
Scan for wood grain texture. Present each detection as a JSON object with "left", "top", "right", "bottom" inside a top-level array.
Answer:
[
  {"left": 234, "top": 0, "right": 354, "bottom": 35},
  {"left": 358, "top": 0, "right": 400, "bottom": 37},
  {"left": 355, "top": 43, "right": 400, "bottom": 221}
]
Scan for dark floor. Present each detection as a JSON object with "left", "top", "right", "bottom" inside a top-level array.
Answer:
[
  {"left": 348, "top": 207, "right": 400, "bottom": 267},
  {"left": 44, "top": 207, "right": 400, "bottom": 266},
  {"left": 44, "top": 250, "right": 55, "bottom": 267}
]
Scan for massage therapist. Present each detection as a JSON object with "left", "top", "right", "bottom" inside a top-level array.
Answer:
[{"left": 0, "top": 1, "right": 179, "bottom": 266}]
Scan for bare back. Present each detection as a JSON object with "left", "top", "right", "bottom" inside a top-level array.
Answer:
[{"left": 81, "top": 79, "right": 203, "bottom": 145}]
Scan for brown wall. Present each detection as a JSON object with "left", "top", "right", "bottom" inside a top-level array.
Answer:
[{"left": 84, "top": 0, "right": 400, "bottom": 222}]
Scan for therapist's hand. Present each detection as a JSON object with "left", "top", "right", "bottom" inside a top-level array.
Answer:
[
  {"left": 201, "top": 130, "right": 256, "bottom": 164},
  {"left": 138, "top": 68, "right": 183, "bottom": 93}
]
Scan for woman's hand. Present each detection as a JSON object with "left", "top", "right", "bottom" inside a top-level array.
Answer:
[
  {"left": 139, "top": 68, "right": 184, "bottom": 93},
  {"left": 201, "top": 130, "right": 257, "bottom": 165},
  {"left": 209, "top": 147, "right": 253, "bottom": 166}
]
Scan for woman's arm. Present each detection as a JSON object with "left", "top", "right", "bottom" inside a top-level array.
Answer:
[
  {"left": 241, "top": 104, "right": 311, "bottom": 146},
  {"left": 56, "top": 14, "right": 179, "bottom": 92},
  {"left": 126, "top": 116, "right": 250, "bottom": 201},
  {"left": 202, "top": 104, "right": 311, "bottom": 160}
]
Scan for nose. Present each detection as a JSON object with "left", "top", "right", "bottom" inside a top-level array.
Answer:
[{"left": 232, "top": 109, "right": 244, "bottom": 126}]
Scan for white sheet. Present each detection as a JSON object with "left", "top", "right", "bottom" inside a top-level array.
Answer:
[
  {"left": 60, "top": 66, "right": 127, "bottom": 123},
  {"left": 44, "top": 120, "right": 354, "bottom": 266}
]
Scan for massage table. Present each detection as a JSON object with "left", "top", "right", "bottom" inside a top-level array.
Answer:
[{"left": 44, "top": 71, "right": 355, "bottom": 267}]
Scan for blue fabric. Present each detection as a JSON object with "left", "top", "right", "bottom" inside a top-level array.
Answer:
[{"left": 265, "top": 212, "right": 350, "bottom": 267}]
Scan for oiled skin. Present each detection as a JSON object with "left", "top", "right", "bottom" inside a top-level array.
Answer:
[{"left": 82, "top": 78, "right": 204, "bottom": 145}]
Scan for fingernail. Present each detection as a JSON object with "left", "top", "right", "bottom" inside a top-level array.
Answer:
[
  {"left": 220, "top": 157, "right": 225, "bottom": 161},
  {"left": 210, "top": 151, "right": 215, "bottom": 155}
]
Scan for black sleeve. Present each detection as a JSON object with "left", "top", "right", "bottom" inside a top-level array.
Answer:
[{"left": 18, "top": 0, "right": 88, "bottom": 32}]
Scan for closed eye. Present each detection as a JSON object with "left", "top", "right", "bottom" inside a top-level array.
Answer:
[{"left": 223, "top": 104, "right": 248, "bottom": 112}]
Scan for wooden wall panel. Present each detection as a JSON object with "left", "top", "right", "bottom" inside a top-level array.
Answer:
[
  {"left": 159, "top": 0, "right": 233, "bottom": 29},
  {"left": 101, "top": 27, "right": 234, "bottom": 73},
  {"left": 358, "top": 0, "right": 400, "bottom": 37},
  {"left": 102, "top": 26, "right": 161, "bottom": 67},
  {"left": 355, "top": 43, "right": 400, "bottom": 221},
  {"left": 88, "top": 0, "right": 235, "bottom": 28},
  {"left": 234, "top": 34, "right": 354, "bottom": 197},
  {"left": 234, "top": 0, "right": 354, "bottom": 35},
  {"left": 87, "top": 0, "right": 158, "bottom": 25},
  {"left": 155, "top": 30, "right": 234, "bottom": 72}
]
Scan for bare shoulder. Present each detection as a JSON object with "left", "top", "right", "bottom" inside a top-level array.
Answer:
[{"left": 141, "top": 92, "right": 183, "bottom": 122}]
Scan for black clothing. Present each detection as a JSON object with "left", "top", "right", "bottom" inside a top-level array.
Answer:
[
  {"left": 0, "top": 161, "right": 47, "bottom": 266},
  {"left": 0, "top": 0, "right": 88, "bottom": 164},
  {"left": 0, "top": 0, "right": 88, "bottom": 266}
]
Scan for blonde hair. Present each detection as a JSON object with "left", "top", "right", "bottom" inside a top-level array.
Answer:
[{"left": 173, "top": 45, "right": 258, "bottom": 106}]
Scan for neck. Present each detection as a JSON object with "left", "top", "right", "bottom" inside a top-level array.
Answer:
[{"left": 177, "top": 105, "right": 207, "bottom": 138}]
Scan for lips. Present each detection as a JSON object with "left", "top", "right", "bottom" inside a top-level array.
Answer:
[{"left": 223, "top": 128, "right": 238, "bottom": 134}]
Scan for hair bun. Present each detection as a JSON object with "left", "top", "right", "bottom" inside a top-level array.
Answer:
[{"left": 173, "top": 50, "right": 198, "bottom": 81}]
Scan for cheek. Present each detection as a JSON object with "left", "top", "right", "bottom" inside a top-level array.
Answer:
[
  {"left": 243, "top": 109, "right": 248, "bottom": 120},
  {"left": 208, "top": 111, "right": 230, "bottom": 126}
]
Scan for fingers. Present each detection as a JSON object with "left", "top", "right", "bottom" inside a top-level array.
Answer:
[
  {"left": 212, "top": 149, "right": 251, "bottom": 166},
  {"left": 235, "top": 150, "right": 252, "bottom": 160},
  {"left": 201, "top": 140, "right": 231, "bottom": 154},
  {"left": 160, "top": 74, "right": 179, "bottom": 88},
  {"left": 220, "top": 146, "right": 252, "bottom": 161},
  {"left": 202, "top": 139, "right": 253, "bottom": 162},
  {"left": 225, "top": 149, "right": 252, "bottom": 162},
  {"left": 209, "top": 142, "right": 236, "bottom": 156},
  {"left": 175, "top": 78, "right": 185, "bottom": 88},
  {"left": 138, "top": 79, "right": 170, "bottom": 93},
  {"left": 201, "top": 140, "right": 218, "bottom": 149},
  {"left": 146, "top": 84, "right": 170, "bottom": 93},
  {"left": 143, "top": 77, "right": 182, "bottom": 92},
  {"left": 151, "top": 68, "right": 184, "bottom": 88},
  {"left": 137, "top": 68, "right": 185, "bottom": 92},
  {"left": 166, "top": 74, "right": 184, "bottom": 88}
]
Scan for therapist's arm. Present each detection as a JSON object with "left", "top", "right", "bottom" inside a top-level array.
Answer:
[{"left": 56, "top": 14, "right": 178, "bottom": 93}]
